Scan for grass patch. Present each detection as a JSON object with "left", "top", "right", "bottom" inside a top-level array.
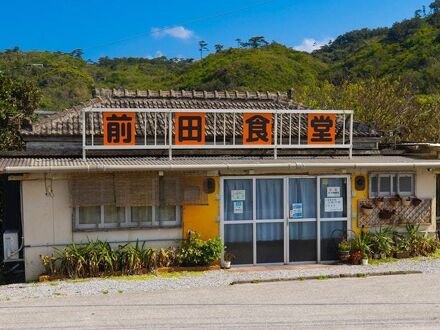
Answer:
[
  {"left": 369, "top": 257, "right": 399, "bottom": 265},
  {"left": 102, "top": 290, "right": 109, "bottom": 295},
  {"left": 318, "top": 275, "right": 328, "bottom": 280},
  {"left": 53, "top": 292, "right": 65, "bottom": 296},
  {"left": 105, "top": 271, "right": 204, "bottom": 281},
  {"left": 117, "top": 290, "right": 124, "bottom": 294}
]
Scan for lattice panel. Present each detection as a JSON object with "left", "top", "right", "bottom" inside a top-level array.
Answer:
[{"left": 358, "top": 198, "right": 432, "bottom": 227}]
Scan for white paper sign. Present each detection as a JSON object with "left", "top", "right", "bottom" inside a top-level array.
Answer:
[
  {"left": 324, "top": 197, "right": 343, "bottom": 212},
  {"left": 327, "top": 186, "right": 341, "bottom": 197},
  {"left": 233, "top": 201, "right": 243, "bottom": 214},
  {"left": 289, "top": 203, "right": 303, "bottom": 219},
  {"left": 231, "top": 190, "right": 246, "bottom": 201}
]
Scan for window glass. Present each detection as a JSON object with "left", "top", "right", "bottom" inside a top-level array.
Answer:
[
  {"left": 256, "top": 179, "right": 283, "bottom": 220},
  {"left": 289, "top": 178, "right": 316, "bottom": 219},
  {"left": 399, "top": 176, "right": 413, "bottom": 195},
  {"left": 320, "top": 178, "right": 347, "bottom": 218},
  {"left": 379, "top": 176, "right": 391, "bottom": 195},
  {"left": 224, "top": 179, "right": 253, "bottom": 221},
  {"left": 392, "top": 175, "right": 398, "bottom": 194},
  {"left": 131, "top": 206, "right": 153, "bottom": 223},
  {"left": 156, "top": 205, "right": 177, "bottom": 222},
  {"left": 370, "top": 175, "right": 378, "bottom": 197},
  {"left": 104, "top": 205, "right": 125, "bottom": 224},
  {"left": 78, "top": 206, "right": 100, "bottom": 225}
]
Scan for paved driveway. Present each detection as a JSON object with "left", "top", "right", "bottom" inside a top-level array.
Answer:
[{"left": 1, "top": 273, "right": 440, "bottom": 329}]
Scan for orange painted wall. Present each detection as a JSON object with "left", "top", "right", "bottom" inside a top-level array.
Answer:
[{"left": 182, "top": 177, "right": 220, "bottom": 240}]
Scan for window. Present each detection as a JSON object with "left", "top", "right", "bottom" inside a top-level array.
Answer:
[
  {"left": 75, "top": 205, "right": 181, "bottom": 230},
  {"left": 369, "top": 173, "right": 415, "bottom": 197}
]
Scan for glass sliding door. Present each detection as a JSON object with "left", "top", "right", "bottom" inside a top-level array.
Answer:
[
  {"left": 319, "top": 177, "right": 349, "bottom": 261},
  {"left": 288, "top": 178, "right": 317, "bottom": 262},
  {"left": 223, "top": 179, "right": 253, "bottom": 265},
  {"left": 256, "top": 179, "right": 284, "bottom": 263}
]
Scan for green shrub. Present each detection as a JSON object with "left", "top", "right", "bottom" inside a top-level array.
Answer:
[
  {"left": 43, "top": 233, "right": 222, "bottom": 279},
  {"left": 176, "top": 232, "right": 223, "bottom": 266},
  {"left": 369, "top": 227, "right": 394, "bottom": 257}
]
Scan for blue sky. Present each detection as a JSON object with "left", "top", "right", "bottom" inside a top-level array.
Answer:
[{"left": 0, "top": 0, "right": 432, "bottom": 61}]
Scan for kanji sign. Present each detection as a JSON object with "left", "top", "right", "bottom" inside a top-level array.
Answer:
[
  {"left": 103, "top": 112, "right": 136, "bottom": 145},
  {"left": 243, "top": 113, "right": 272, "bottom": 145},
  {"left": 307, "top": 114, "right": 336, "bottom": 144},
  {"left": 175, "top": 112, "right": 206, "bottom": 145}
]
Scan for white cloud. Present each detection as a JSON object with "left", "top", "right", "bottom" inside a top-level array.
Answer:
[
  {"left": 151, "top": 26, "right": 195, "bottom": 40},
  {"left": 293, "top": 38, "right": 332, "bottom": 53}
]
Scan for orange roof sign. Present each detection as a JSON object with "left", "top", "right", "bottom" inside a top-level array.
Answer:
[
  {"left": 307, "top": 114, "right": 336, "bottom": 145},
  {"left": 243, "top": 113, "right": 272, "bottom": 145},
  {"left": 175, "top": 112, "right": 206, "bottom": 145},
  {"left": 103, "top": 112, "right": 136, "bottom": 145}
]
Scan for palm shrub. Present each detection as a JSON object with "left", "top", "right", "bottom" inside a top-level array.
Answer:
[{"left": 369, "top": 227, "right": 394, "bottom": 257}]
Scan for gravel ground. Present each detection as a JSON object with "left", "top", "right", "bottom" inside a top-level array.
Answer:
[{"left": 1, "top": 258, "right": 440, "bottom": 302}]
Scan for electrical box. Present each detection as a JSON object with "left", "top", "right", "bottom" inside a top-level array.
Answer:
[{"left": 3, "top": 230, "right": 19, "bottom": 261}]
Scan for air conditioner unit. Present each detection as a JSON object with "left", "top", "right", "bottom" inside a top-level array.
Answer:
[{"left": 3, "top": 230, "right": 19, "bottom": 261}]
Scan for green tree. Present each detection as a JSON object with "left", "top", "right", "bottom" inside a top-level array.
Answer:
[
  {"left": 214, "top": 44, "right": 224, "bottom": 52},
  {"left": 247, "top": 36, "right": 268, "bottom": 48},
  {"left": 0, "top": 73, "right": 41, "bottom": 150},
  {"left": 198, "top": 40, "right": 209, "bottom": 59}
]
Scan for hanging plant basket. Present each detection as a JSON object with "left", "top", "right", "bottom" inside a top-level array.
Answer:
[
  {"left": 401, "top": 197, "right": 411, "bottom": 207},
  {"left": 361, "top": 204, "right": 374, "bottom": 215},
  {"left": 378, "top": 209, "right": 395, "bottom": 220},
  {"left": 390, "top": 196, "right": 401, "bottom": 208},
  {"left": 412, "top": 198, "right": 422, "bottom": 207},
  {"left": 374, "top": 197, "right": 384, "bottom": 208}
]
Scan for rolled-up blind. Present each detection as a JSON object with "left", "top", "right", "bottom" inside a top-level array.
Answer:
[
  {"left": 162, "top": 173, "right": 208, "bottom": 205},
  {"left": 115, "top": 173, "right": 159, "bottom": 206},
  {"left": 70, "top": 174, "right": 115, "bottom": 207}
]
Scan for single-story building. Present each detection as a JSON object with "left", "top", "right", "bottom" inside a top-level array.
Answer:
[{"left": 1, "top": 89, "right": 440, "bottom": 281}]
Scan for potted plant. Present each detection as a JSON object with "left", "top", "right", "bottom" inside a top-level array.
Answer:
[
  {"left": 412, "top": 197, "right": 422, "bottom": 207},
  {"left": 394, "top": 236, "right": 411, "bottom": 258},
  {"left": 361, "top": 203, "right": 374, "bottom": 215},
  {"left": 378, "top": 209, "right": 395, "bottom": 220},
  {"left": 401, "top": 196, "right": 411, "bottom": 207},
  {"left": 390, "top": 195, "right": 401, "bottom": 208},
  {"left": 351, "top": 233, "right": 371, "bottom": 266},
  {"left": 350, "top": 251, "right": 362, "bottom": 265},
  {"left": 374, "top": 197, "right": 384, "bottom": 208},
  {"left": 337, "top": 240, "right": 351, "bottom": 263},
  {"left": 223, "top": 252, "right": 235, "bottom": 269}
]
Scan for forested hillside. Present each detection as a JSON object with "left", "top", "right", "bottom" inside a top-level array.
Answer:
[{"left": 1, "top": 1, "right": 440, "bottom": 142}]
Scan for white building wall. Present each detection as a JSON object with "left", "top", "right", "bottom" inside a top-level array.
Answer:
[{"left": 21, "top": 178, "right": 182, "bottom": 281}]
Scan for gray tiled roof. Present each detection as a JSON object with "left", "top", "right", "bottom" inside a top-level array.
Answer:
[
  {"left": 22, "top": 89, "right": 379, "bottom": 138},
  {"left": 1, "top": 156, "right": 438, "bottom": 173}
]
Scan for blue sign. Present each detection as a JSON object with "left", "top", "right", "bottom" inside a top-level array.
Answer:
[{"left": 290, "top": 203, "right": 303, "bottom": 219}]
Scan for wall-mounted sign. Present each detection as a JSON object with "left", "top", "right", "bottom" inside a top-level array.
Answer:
[
  {"left": 290, "top": 203, "right": 303, "bottom": 219},
  {"left": 243, "top": 113, "right": 272, "bottom": 145},
  {"left": 233, "top": 201, "right": 244, "bottom": 214},
  {"left": 324, "top": 197, "right": 343, "bottom": 212},
  {"left": 103, "top": 112, "right": 136, "bottom": 145},
  {"left": 231, "top": 190, "right": 246, "bottom": 201},
  {"left": 175, "top": 112, "right": 206, "bottom": 145},
  {"left": 308, "top": 114, "right": 336, "bottom": 144},
  {"left": 327, "top": 186, "right": 341, "bottom": 197}
]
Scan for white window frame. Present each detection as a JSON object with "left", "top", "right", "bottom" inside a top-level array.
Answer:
[
  {"left": 74, "top": 205, "right": 181, "bottom": 230},
  {"left": 369, "top": 172, "right": 415, "bottom": 198}
]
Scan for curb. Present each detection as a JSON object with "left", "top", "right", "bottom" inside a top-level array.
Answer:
[{"left": 230, "top": 270, "right": 423, "bottom": 285}]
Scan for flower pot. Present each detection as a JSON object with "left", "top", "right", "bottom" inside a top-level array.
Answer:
[
  {"left": 223, "top": 261, "right": 231, "bottom": 269},
  {"left": 361, "top": 258, "right": 369, "bottom": 266},
  {"left": 402, "top": 197, "right": 411, "bottom": 207},
  {"left": 390, "top": 198, "right": 401, "bottom": 208},
  {"left": 361, "top": 206, "right": 374, "bottom": 215},
  {"left": 374, "top": 199, "right": 384, "bottom": 208},
  {"left": 338, "top": 251, "right": 350, "bottom": 263}
]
